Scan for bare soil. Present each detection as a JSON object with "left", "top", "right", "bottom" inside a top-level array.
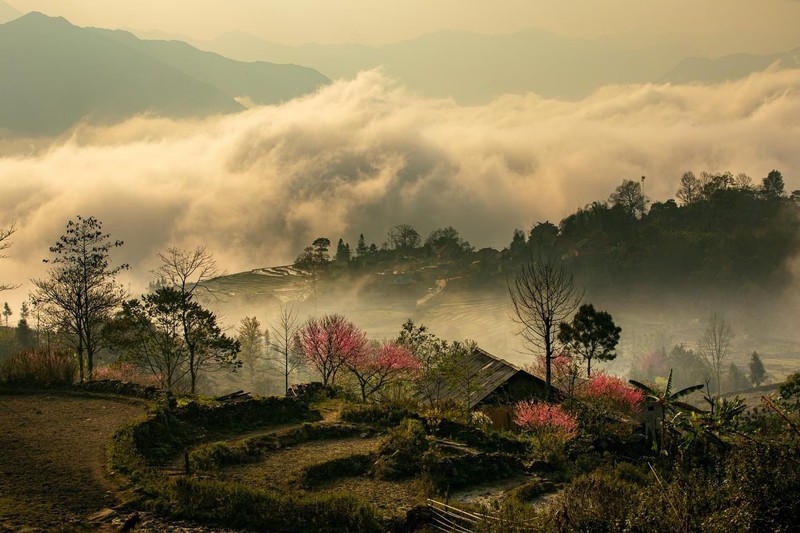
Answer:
[{"left": 0, "top": 392, "right": 144, "bottom": 530}]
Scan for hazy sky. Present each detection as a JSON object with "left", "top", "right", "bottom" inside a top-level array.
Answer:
[{"left": 7, "top": 0, "right": 800, "bottom": 46}]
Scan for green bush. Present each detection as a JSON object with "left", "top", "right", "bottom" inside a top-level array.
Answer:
[
  {"left": 189, "top": 440, "right": 264, "bottom": 471},
  {"left": 779, "top": 372, "right": 800, "bottom": 410},
  {"left": 374, "top": 418, "right": 430, "bottom": 479},
  {"left": 424, "top": 452, "right": 521, "bottom": 493},
  {"left": 544, "top": 465, "right": 642, "bottom": 532},
  {"left": 301, "top": 453, "right": 375, "bottom": 488},
  {"left": 341, "top": 402, "right": 420, "bottom": 426},
  {"left": 168, "top": 477, "right": 382, "bottom": 532}
]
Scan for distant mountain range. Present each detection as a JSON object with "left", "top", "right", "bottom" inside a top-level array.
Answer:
[
  {"left": 0, "top": 1, "right": 18, "bottom": 23},
  {"left": 198, "top": 29, "right": 800, "bottom": 103},
  {"left": 0, "top": 12, "right": 329, "bottom": 136},
  {"left": 660, "top": 48, "right": 800, "bottom": 84}
]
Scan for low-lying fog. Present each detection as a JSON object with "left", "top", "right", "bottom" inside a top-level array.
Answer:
[{"left": 2, "top": 69, "right": 799, "bottom": 390}]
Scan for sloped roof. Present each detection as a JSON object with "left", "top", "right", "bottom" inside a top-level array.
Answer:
[{"left": 439, "top": 347, "right": 547, "bottom": 409}]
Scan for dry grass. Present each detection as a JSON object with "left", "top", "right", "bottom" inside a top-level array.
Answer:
[{"left": 216, "top": 435, "right": 422, "bottom": 516}]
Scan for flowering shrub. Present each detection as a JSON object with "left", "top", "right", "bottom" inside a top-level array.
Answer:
[
  {"left": 1, "top": 348, "right": 78, "bottom": 386},
  {"left": 515, "top": 401, "right": 578, "bottom": 437},
  {"left": 93, "top": 362, "right": 161, "bottom": 387},
  {"left": 514, "top": 401, "right": 577, "bottom": 460},
  {"left": 580, "top": 373, "right": 644, "bottom": 416}
]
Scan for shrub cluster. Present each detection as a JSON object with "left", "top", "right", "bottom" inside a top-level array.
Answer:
[
  {"left": 374, "top": 418, "right": 430, "bottom": 479},
  {"left": 301, "top": 453, "right": 375, "bottom": 488},
  {"left": 175, "top": 396, "right": 321, "bottom": 431},
  {"left": 424, "top": 452, "right": 522, "bottom": 493},
  {"left": 190, "top": 422, "right": 363, "bottom": 471},
  {"left": 341, "top": 402, "right": 420, "bottom": 426},
  {"left": 0, "top": 348, "right": 77, "bottom": 386},
  {"left": 432, "top": 418, "right": 529, "bottom": 455},
  {"left": 168, "top": 477, "right": 382, "bottom": 532}
]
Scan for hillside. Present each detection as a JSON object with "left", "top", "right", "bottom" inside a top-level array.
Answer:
[
  {"left": 0, "top": 13, "right": 329, "bottom": 136},
  {"left": 661, "top": 48, "right": 800, "bottom": 84}
]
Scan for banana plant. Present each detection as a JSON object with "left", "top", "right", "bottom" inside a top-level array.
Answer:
[{"left": 629, "top": 368, "right": 705, "bottom": 451}]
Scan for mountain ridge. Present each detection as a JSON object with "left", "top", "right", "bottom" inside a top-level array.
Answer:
[{"left": 0, "top": 12, "right": 329, "bottom": 136}]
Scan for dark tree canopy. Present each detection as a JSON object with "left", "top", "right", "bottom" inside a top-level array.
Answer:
[
  {"left": 609, "top": 178, "right": 647, "bottom": 217},
  {"left": 388, "top": 224, "right": 421, "bottom": 251},
  {"left": 761, "top": 169, "right": 786, "bottom": 200},
  {"left": 558, "top": 303, "right": 621, "bottom": 377},
  {"left": 424, "top": 226, "right": 472, "bottom": 257}
]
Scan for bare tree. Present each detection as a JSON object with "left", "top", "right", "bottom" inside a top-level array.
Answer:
[
  {"left": 32, "top": 216, "right": 127, "bottom": 380},
  {"left": 269, "top": 302, "right": 303, "bottom": 394},
  {"left": 0, "top": 223, "right": 19, "bottom": 292},
  {"left": 155, "top": 246, "right": 226, "bottom": 393},
  {"left": 155, "top": 246, "right": 222, "bottom": 298},
  {"left": 509, "top": 257, "right": 582, "bottom": 397},
  {"left": 699, "top": 312, "right": 733, "bottom": 396}
]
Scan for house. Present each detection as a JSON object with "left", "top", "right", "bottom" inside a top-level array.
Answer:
[{"left": 437, "top": 347, "right": 559, "bottom": 430}]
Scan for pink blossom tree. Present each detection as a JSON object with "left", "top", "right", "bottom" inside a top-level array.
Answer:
[
  {"left": 298, "top": 314, "right": 367, "bottom": 386},
  {"left": 345, "top": 341, "right": 420, "bottom": 401}
]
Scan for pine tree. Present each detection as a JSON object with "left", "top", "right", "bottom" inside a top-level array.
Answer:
[
  {"left": 356, "top": 234, "right": 369, "bottom": 257},
  {"left": 749, "top": 351, "right": 766, "bottom": 387},
  {"left": 2, "top": 302, "right": 10, "bottom": 327}
]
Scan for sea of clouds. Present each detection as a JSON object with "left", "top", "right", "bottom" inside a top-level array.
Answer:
[{"left": 1, "top": 68, "right": 799, "bottom": 307}]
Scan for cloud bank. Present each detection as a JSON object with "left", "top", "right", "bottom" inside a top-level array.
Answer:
[{"left": 1, "top": 68, "right": 799, "bottom": 304}]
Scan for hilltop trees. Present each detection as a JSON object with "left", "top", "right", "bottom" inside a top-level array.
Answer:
[
  {"left": 32, "top": 216, "right": 127, "bottom": 381},
  {"left": 2, "top": 302, "right": 10, "bottom": 327},
  {"left": 761, "top": 169, "right": 786, "bottom": 199},
  {"left": 609, "top": 178, "right": 647, "bottom": 217},
  {"left": 424, "top": 226, "right": 472, "bottom": 257},
  {"left": 558, "top": 303, "right": 621, "bottom": 377},
  {"left": 509, "top": 257, "right": 582, "bottom": 396},
  {"left": 388, "top": 224, "right": 421, "bottom": 251}
]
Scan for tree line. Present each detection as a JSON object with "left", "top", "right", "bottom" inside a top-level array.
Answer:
[{"left": 294, "top": 168, "right": 796, "bottom": 294}]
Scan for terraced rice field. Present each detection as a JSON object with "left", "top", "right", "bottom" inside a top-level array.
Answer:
[{"left": 215, "top": 435, "right": 421, "bottom": 515}]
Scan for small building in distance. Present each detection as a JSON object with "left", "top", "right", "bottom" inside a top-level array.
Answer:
[{"left": 438, "top": 347, "right": 557, "bottom": 430}]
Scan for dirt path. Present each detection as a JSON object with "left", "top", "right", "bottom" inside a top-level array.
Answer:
[{"left": 0, "top": 392, "right": 144, "bottom": 530}]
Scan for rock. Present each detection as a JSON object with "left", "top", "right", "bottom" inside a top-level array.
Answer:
[
  {"left": 87, "top": 508, "right": 118, "bottom": 522},
  {"left": 121, "top": 512, "right": 141, "bottom": 532}
]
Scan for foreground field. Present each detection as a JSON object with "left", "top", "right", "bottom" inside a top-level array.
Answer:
[{"left": 0, "top": 392, "right": 143, "bottom": 530}]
